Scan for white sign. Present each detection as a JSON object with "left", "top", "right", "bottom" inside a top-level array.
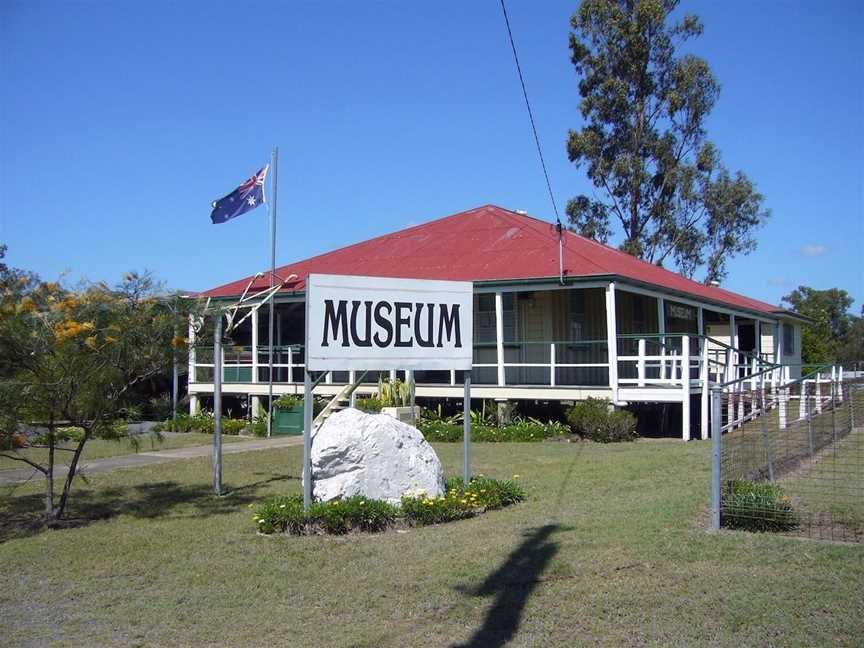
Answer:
[{"left": 306, "top": 274, "right": 473, "bottom": 371}]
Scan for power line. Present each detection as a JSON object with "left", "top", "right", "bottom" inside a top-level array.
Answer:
[{"left": 499, "top": 0, "right": 562, "bottom": 227}]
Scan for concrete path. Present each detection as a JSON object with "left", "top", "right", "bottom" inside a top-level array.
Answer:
[{"left": 0, "top": 435, "right": 304, "bottom": 485}]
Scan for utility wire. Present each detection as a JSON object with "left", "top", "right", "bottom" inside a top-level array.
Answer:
[
  {"left": 499, "top": 0, "right": 565, "bottom": 284},
  {"left": 499, "top": 0, "right": 562, "bottom": 227}
]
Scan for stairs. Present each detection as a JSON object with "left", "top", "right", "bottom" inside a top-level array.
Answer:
[{"left": 311, "top": 371, "right": 368, "bottom": 432}]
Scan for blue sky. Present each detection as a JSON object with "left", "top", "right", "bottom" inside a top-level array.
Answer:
[{"left": 1, "top": 1, "right": 862, "bottom": 310}]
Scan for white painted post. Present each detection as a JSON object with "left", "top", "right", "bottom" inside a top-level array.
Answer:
[
  {"left": 189, "top": 394, "right": 199, "bottom": 416},
  {"left": 730, "top": 314, "right": 737, "bottom": 355},
  {"left": 681, "top": 335, "right": 691, "bottom": 441},
  {"left": 737, "top": 354, "right": 745, "bottom": 426},
  {"left": 450, "top": 369, "right": 456, "bottom": 386},
  {"left": 750, "top": 356, "right": 758, "bottom": 394},
  {"left": 251, "top": 308, "right": 259, "bottom": 385},
  {"left": 187, "top": 315, "right": 196, "bottom": 384},
  {"left": 251, "top": 396, "right": 261, "bottom": 418},
  {"left": 700, "top": 337, "right": 709, "bottom": 439},
  {"left": 495, "top": 291, "right": 505, "bottom": 387},
  {"left": 658, "top": 297, "right": 666, "bottom": 381},
  {"left": 776, "top": 321, "right": 784, "bottom": 367},
  {"left": 389, "top": 368, "right": 397, "bottom": 383},
  {"left": 637, "top": 338, "right": 646, "bottom": 387},
  {"left": 815, "top": 373, "right": 822, "bottom": 413},
  {"left": 349, "top": 370, "right": 357, "bottom": 408},
  {"left": 725, "top": 348, "right": 734, "bottom": 426},
  {"left": 550, "top": 343, "right": 556, "bottom": 387},
  {"left": 779, "top": 384, "right": 788, "bottom": 430},
  {"left": 798, "top": 380, "right": 806, "bottom": 420},
  {"left": 287, "top": 344, "right": 294, "bottom": 383},
  {"left": 837, "top": 365, "right": 844, "bottom": 401},
  {"left": 605, "top": 282, "right": 619, "bottom": 403}
]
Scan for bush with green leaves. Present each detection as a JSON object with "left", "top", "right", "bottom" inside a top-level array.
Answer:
[
  {"left": 272, "top": 394, "right": 302, "bottom": 410},
  {"left": 153, "top": 412, "right": 245, "bottom": 435},
  {"left": 566, "top": 397, "right": 637, "bottom": 442},
  {"left": 249, "top": 414, "right": 268, "bottom": 438},
  {"left": 252, "top": 495, "right": 398, "bottom": 535},
  {"left": 723, "top": 480, "right": 799, "bottom": 533},
  {"left": 354, "top": 397, "right": 382, "bottom": 413},
  {"left": 416, "top": 418, "right": 569, "bottom": 443},
  {"left": 377, "top": 377, "right": 412, "bottom": 407},
  {"left": 252, "top": 475, "right": 526, "bottom": 535},
  {"left": 401, "top": 475, "right": 527, "bottom": 525}
]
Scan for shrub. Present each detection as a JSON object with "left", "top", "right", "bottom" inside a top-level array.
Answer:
[
  {"left": 723, "top": 480, "right": 798, "bottom": 532},
  {"left": 566, "top": 398, "right": 637, "bottom": 442},
  {"left": 33, "top": 426, "right": 86, "bottom": 445},
  {"left": 399, "top": 475, "right": 526, "bottom": 525},
  {"left": 355, "top": 397, "right": 382, "bottom": 413},
  {"left": 154, "top": 412, "right": 246, "bottom": 435},
  {"left": 253, "top": 495, "right": 398, "bottom": 535},
  {"left": 377, "top": 377, "right": 412, "bottom": 407},
  {"left": 273, "top": 394, "right": 302, "bottom": 410},
  {"left": 252, "top": 476, "right": 525, "bottom": 535},
  {"left": 146, "top": 394, "right": 173, "bottom": 421},
  {"left": 222, "top": 419, "right": 246, "bottom": 435},
  {"left": 416, "top": 418, "right": 569, "bottom": 443},
  {"left": 249, "top": 414, "right": 268, "bottom": 438}
]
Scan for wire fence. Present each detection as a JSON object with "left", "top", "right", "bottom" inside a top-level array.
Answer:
[{"left": 714, "top": 377, "right": 863, "bottom": 543}]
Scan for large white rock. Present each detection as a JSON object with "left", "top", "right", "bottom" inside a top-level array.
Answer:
[{"left": 311, "top": 408, "right": 445, "bottom": 504}]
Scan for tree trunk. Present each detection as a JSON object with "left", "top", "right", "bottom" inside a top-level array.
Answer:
[
  {"left": 45, "top": 427, "right": 55, "bottom": 518},
  {"left": 53, "top": 428, "right": 89, "bottom": 522}
]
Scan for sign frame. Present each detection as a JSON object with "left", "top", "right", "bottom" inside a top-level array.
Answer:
[{"left": 305, "top": 273, "right": 473, "bottom": 372}]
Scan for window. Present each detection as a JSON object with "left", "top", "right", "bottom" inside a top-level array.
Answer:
[{"left": 783, "top": 323, "right": 795, "bottom": 355}]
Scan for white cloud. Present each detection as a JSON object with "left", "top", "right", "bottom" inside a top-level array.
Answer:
[{"left": 801, "top": 244, "right": 828, "bottom": 257}]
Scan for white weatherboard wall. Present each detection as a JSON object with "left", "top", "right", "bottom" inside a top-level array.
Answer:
[{"left": 306, "top": 274, "right": 473, "bottom": 371}]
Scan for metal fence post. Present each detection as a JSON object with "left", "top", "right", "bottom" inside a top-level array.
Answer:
[
  {"left": 831, "top": 380, "right": 837, "bottom": 445},
  {"left": 710, "top": 387, "right": 722, "bottom": 531},
  {"left": 849, "top": 380, "right": 855, "bottom": 430},
  {"left": 213, "top": 313, "right": 223, "bottom": 496},
  {"left": 463, "top": 372, "right": 472, "bottom": 484},
  {"left": 303, "top": 369, "right": 313, "bottom": 509},
  {"left": 805, "top": 382, "right": 814, "bottom": 457}
]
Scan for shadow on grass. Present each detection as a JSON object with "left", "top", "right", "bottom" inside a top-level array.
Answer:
[
  {"left": 454, "top": 524, "right": 560, "bottom": 648},
  {"left": 0, "top": 472, "right": 298, "bottom": 543}
]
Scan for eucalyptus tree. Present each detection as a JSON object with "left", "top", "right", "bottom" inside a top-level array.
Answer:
[{"left": 566, "top": 0, "right": 769, "bottom": 283}]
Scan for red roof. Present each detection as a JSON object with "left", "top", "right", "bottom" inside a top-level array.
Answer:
[{"left": 203, "top": 204, "right": 781, "bottom": 315}]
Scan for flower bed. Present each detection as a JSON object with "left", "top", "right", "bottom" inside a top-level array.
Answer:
[{"left": 252, "top": 475, "right": 526, "bottom": 536}]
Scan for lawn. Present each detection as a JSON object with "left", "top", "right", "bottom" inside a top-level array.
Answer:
[
  {"left": 0, "top": 433, "right": 249, "bottom": 471},
  {"left": 1, "top": 440, "right": 862, "bottom": 647}
]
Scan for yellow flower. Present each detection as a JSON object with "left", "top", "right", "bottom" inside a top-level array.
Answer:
[
  {"left": 513, "top": 474, "right": 521, "bottom": 479},
  {"left": 84, "top": 336, "right": 98, "bottom": 349}
]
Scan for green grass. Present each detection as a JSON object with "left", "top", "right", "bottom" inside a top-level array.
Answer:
[
  {"left": 0, "top": 433, "right": 249, "bottom": 471},
  {"left": 1, "top": 440, "right": 862, "bottom": 647}
]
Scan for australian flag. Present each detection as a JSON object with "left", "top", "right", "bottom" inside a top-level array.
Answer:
[{"left": 210, "top": 165, "right": 269, "bottom": 224}]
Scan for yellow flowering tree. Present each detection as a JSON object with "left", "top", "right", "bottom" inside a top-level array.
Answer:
[{"left": 0, "top": 264, "right": 198, "bottom": 524}]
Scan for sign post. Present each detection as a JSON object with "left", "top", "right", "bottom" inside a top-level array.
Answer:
[{"left": 303, "top": 273, "right": 474, "bottom": 508}]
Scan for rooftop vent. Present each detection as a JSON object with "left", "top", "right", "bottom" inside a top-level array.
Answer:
[
  {"left": 515, "top": 209, "right": 527, "bottom": 215},
  {"left": 708, "top": 280, "right": 721, "bottom": 287}
]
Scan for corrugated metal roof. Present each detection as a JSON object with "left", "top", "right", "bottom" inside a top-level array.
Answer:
[{"left": 203, "top": 204, "right": 782, "bottom": 315}]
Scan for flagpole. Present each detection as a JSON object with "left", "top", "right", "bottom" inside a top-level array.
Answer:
[{"left": 267, "top": 146, "right": 278, "bottom": 437}]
